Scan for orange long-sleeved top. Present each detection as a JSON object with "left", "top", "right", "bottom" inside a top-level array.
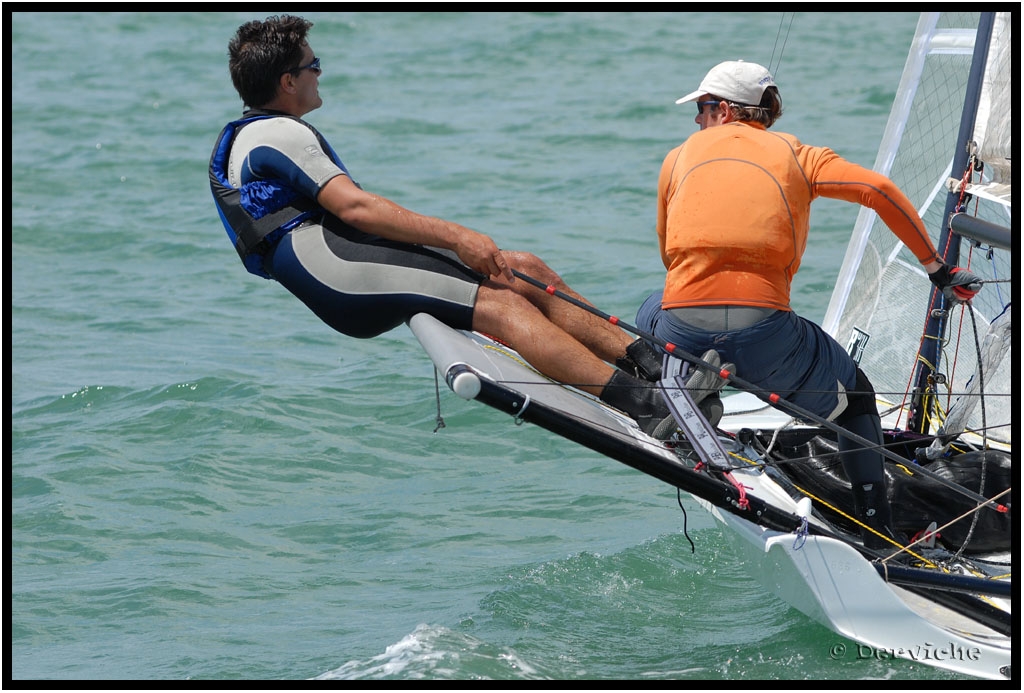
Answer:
[{"left": 656, "top": 122, "right": 941, "bottom": 310}]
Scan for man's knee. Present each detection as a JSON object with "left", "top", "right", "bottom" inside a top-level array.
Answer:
[{"left": 507, "top": 251, "right": 556, "bottom": 281}]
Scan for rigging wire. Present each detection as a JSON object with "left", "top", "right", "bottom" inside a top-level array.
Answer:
[
  {"left": 947, "top": 305, "right": 990, "bottom": 561},
  {"left": 769, "top": 12, "right": 796, "bottom": 78},
  {"left": 488, "top": 376, "right": 1011, "bottom": 404},
  {"left": 904, "top": 150, "right": 1008, "bottom": 440}
]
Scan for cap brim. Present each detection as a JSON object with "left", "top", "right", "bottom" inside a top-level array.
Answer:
[{"left": 674, "top": 89, "right": 704, "bottom": 105}]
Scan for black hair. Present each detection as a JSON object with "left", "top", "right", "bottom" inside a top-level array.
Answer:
[{"left": 228, "top": 14, "right": 313, "bottom": 108}]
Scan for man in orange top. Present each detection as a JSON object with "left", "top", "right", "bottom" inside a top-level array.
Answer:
[{"left": 635, "top": 60, "right": 982, "bottom": 549}]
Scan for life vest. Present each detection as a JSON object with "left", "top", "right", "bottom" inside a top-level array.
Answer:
[{"left": 208, "top": 110, "right": 346, "bottom": 278}]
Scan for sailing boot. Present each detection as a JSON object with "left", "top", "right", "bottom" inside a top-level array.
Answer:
[
  {"left": 698, "top": 393, "right": 725, "bottom": 429},
  {"left": 600, "top": 369, "right": 674, "bottom": 438},
  {"left": 852, "top": 480, "right": 906, "bottom": 552},
  {"left": 615, "top": 338, "right": 663, "bottom": 382},
  {"left": 685, "top": 351, "right": 734, "bottom": 428},
  {"left": 839, "top": 409, "right": 908, "bottom": 552}
]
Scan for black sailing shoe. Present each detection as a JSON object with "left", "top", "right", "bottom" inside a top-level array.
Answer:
[{"left": 615, "top": 339, "right": 664, "bottom": 382}]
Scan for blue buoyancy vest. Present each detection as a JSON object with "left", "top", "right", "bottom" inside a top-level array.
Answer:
[{"left": 208, "top": 110, "right": 348, "bottom": 278}]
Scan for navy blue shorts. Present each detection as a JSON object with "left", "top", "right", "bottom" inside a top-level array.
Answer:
[
  {"left": 267, "top": 218, "right": 483, "bottom": 339},
  {"left": 636, "top": 291, "right": 857, "bottom": 420}
]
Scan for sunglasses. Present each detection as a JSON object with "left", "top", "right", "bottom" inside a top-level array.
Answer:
[
  {"left": 696, "top": 100, "right": 720, "bottom": 116},
  {"left": 285, "top": 56, "right": 321, "bottom": 76}
]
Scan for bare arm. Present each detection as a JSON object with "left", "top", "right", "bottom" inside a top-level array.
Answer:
[{"left": 317, "top": 174, "right": 514, "bottom": 282}]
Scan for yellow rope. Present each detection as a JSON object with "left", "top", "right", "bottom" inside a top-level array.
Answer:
[{"left": 726, "top": 449, "right": 936, "bottom": 566}]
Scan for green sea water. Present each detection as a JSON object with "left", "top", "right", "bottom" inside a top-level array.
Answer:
[{"left": 12, "top": 10, "right": 970, "bottom": 682}]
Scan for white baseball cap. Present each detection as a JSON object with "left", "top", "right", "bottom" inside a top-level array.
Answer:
[{"left": 675, "top": 60, "right": 776, "bottom": 106}]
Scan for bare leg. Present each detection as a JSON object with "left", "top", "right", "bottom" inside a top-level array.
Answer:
[
  {"left": 472, "top": 280, "right": 673, "bottom": 436},
  {"left": 501, "top": 251, "right": 634, "bottom": 362},
  {"left": 472, "top": 281, "right": 614, "bottom": 396}
]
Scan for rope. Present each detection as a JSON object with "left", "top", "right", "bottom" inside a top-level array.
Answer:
[{"left": 432, "top": 367, "right": 446, "bottom": 433}]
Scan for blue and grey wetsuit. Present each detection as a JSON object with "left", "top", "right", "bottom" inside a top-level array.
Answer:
[{"left": 210, "top": 110, "right": 482, "bottom": 338}]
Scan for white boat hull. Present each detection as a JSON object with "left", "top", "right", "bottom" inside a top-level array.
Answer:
[
  {"left": 694, "top": 473, "right": 1011, "bottom": 680},
  {"left": 410, "top": 313, "right": 1012, "bottom": 681}
]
